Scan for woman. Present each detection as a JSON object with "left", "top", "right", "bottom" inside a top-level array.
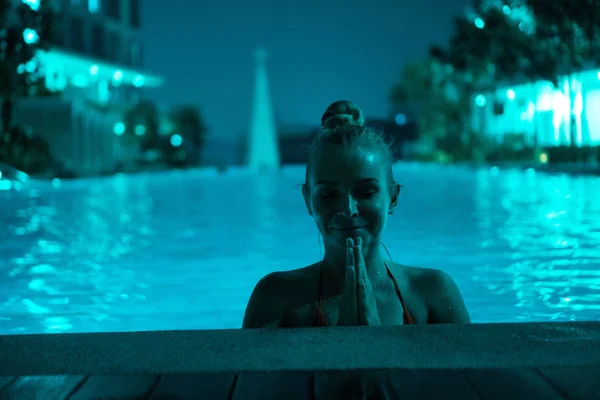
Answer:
[{"left": 243, "top": 100, "right": 470, "bottom": 329}]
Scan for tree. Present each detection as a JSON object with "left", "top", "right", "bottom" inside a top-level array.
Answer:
[
  {"left": 123, "top": 99, "right": 160, "bottom": 151},
  {"left": 431, "top": 2, "right": 534, "bottom": 91},
  {"left": 454, "top": 0, "right": 600, "bottom": 144},
  {"left": 0, "top": 0, "right": 56, "bottom": 135},
  {"left": 390, "top": 58, "right": 483, "bottom": 161},
  {"left": 0, "top": 125, "right": 53, "bottom": 175},
  {"left": 521, "top": 0, "right": 600, "bottom": 83},
  {"left": 169, "top": 105, "right": 206, "bottom": 161},
  {"left": 390, "top": 59, "right": 455, "bottom": 140}
]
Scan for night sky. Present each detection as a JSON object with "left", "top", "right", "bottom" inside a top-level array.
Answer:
[{"left": 142, "top": 0, "right": 472, "bottom": 139}]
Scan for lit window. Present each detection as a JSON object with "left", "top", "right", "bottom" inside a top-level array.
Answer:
[
  {"left": 22, "top": 0, "right": 40, "bottom": 11},
  {"left": 88, "top": 0, "right": 100, "bottom": 13}
]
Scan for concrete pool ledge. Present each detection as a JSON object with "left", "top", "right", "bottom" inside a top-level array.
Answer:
[{"left": 1, "top": 321, "right": 599, "bottom": 376}]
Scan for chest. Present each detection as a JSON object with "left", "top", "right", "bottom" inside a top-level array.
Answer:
[{"left": 281, "top": 289, "right": 409, "bottom": 328}]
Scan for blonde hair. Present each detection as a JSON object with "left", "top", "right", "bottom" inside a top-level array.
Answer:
[{"left": 305, "top": 100, "right": 396, "bottom": 187}]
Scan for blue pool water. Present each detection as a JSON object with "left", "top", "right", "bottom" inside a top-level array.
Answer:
[{"left": 1, "top": 163, "right": 599, "bottom": 334}]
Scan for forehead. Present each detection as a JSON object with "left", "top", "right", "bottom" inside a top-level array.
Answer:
[{"left": 309, "top": 144, "right": 386, "bottom": 184}]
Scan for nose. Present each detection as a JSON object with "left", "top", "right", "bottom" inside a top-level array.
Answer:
[{"left": 337, "top": 194, "right": 358, "bottom": 218}]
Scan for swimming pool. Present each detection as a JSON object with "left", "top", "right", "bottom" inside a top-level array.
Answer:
[{"left": 1, "top": 163, "right": 599, "bottom": 334}]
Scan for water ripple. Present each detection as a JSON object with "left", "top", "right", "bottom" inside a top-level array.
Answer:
[{"left": 0, "top": 164, "right": 599, "bottom": 334}]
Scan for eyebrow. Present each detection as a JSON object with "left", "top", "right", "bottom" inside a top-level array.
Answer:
[{"left": 315, "top": 178, "right": 380, "bottom": 185}]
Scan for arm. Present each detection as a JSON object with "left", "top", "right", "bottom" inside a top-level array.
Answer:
[
  {"left": 426, "top": 270, "right": 471, "bottom": 324},
  {"left": 242, "top": 272, "right": 287, "bottom": 329}
]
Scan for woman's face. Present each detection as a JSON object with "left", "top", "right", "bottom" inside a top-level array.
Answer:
[{"left": 303, "top": 143, "right": 399, "bottom": 250}]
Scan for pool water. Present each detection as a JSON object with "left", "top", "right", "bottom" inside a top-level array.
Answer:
[{"left": 1, "top": 164, "right": 599, "bottom": 334}]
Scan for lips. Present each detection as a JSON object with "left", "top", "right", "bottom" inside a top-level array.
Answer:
[{"left": 332, "top": 226, "right": 365, "bottom": 231}]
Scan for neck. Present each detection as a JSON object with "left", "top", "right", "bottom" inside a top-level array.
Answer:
[{"left": 322, "top": 240, "right": 387, "bottom": 290}]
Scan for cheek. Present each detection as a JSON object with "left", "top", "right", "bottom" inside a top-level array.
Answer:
[
  {"left": 309, "top": 201, "right": 329, "bottom": 222},
  {"left": 365, "top": 202, "right": 389, "bottom": 229},
  {"left": 311, "top": 197, "right": 334, "bottom": 216}
]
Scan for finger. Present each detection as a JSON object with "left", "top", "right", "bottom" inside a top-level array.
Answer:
[
  {"left": 354, "top": 237, "right": 368, "bottom": 288},
  {"left": 346, "top": 238, "right": 356, "bottom": 267},
  {"left": 345, "top": 264, "right": 356, "bottom": 290},
  {"left": 344, "top": 263, "right": 358, "bottom": 324},
  {"left": 354, "top": 237, "right": 375, "bottom": 325},
  {"left": 345, "top": 246, "right": 357, "bottom": 300},
  {"left": 346, "top": 237, "right": 355, "bottom": 253}
]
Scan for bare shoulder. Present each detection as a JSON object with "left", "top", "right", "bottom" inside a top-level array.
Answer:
[
  {"left": 242, "top": 263, "right": 318, "bottom": 329},
  {"left": 393, "top": 264, "right": 470, "bottom": 324}
]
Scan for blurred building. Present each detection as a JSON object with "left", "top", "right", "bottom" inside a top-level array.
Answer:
[
  {"left": 467, "top": 1, "right": 600, "bottom": 148},
  {"left": 247, "top": 120, "right": 417, "bottom": 166},
  {"left": 10, "top": 0, "right": 164, "bottom": 176},
  {"left": 471, "top": 70, "right": 600, "bottom": 148}
]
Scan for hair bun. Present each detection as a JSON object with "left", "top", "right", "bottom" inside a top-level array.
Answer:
[{"left": 321, "top": 100, "right": 365, "bottom": 130}]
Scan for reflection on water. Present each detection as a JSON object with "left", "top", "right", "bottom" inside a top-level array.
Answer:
[
  {"left": 0, "top": 165, "right": 599, "bottom": 334},
  {"left": 472, "top": 168, "right": 600, "bottom": 322}
]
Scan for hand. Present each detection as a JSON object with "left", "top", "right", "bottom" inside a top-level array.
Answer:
[{"left": 337, "top": 237, "right": 381, "bottom": 326}]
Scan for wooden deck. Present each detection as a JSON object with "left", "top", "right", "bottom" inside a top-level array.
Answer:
[
  {"left": 0, "top": 322, "right": 599, "bottom": 399},
  {"left": 1, "top": 367, "right": 600, "bottom": 399}
]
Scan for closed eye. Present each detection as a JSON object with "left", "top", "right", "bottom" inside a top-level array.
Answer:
[
  {"left": 357, "top": 188, "right": 378, "bottom": 197},
  {"left": 319, "top": 191, "right": 337, "bottom": 199}
]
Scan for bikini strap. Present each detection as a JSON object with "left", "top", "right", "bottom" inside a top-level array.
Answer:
[{"left": 385, "top": 262, "right": 416, "bottom": 324}]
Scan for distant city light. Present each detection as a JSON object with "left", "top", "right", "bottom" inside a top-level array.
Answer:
[
  {"left": 507, "top": 89, "right": 516, "bottom": 100},
  {"left": 23, "top": 28, "right": 39, "bottom": 44},
  {"left": 474, "top": 18, "right": 485, "bottom": 29},
  {"left": 134, "top": 124, "right": 146, "bottom": 136},
  {"left": 475, "top": 94, "right": 487, "bottom": 107},
  {"left": 90, "top": 65, "right": 99, "bottom": 75},
  {"left": 22, "top": 0, "right": 40, "bottom": 11},
  {"left": 113, "top": 70, "right": 123, "bottom": 81},
  {"left": 113, "top": 122, "right": 125, "bottom": 136},
  {"left": 170, "top": 134, "right": 183, "bottom": 147},
  {"left": 133, "top": 75, "right": 145, "bottom": 87},
  {"left": 502, "top": 5, "right": 511, "bottom": 15},
  {"left": 394, "top": 113, "right": 407, "bottom": 126}
]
